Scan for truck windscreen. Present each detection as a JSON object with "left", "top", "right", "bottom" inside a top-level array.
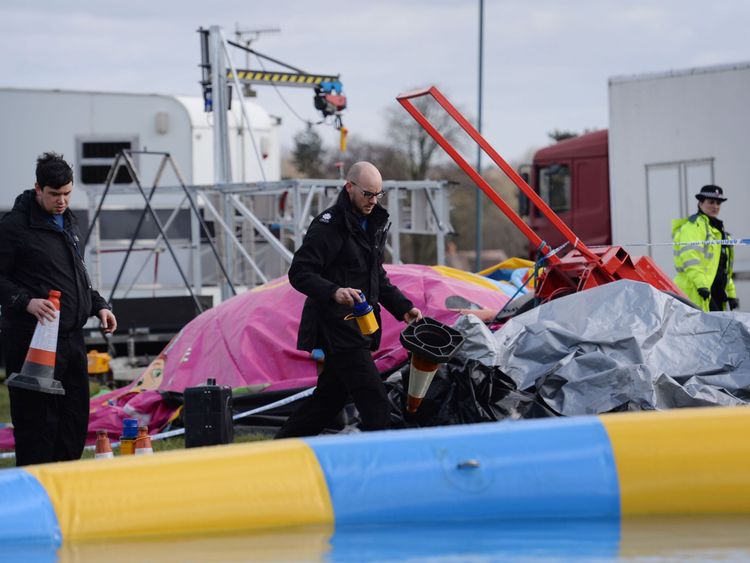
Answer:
[{"left": 538, "top": 164, "right": 571, "bottom": 214}]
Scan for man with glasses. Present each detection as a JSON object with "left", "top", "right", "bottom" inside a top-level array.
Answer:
[
  {"left": 276, "top": 161, "right": 422, "bottom": 438},
  {"left": 672, "top": 185, "right": 738, "bottom": 312}
]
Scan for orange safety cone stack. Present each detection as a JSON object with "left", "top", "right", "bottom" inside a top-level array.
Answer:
[
  {"left": 134, "top": 426, "right": 153, "bottom": 455},
  {"left": 399, "top": 317, "right": 466, "bottom": 414},
  {"left": 95, "top": 430, "right": 114, "bottom": 459},
  {"left": 6, "top": 289, "right": 65, "bottom": 395}
]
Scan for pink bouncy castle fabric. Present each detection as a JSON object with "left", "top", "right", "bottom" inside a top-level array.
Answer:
[{"left": 0, "top": 265, "right": 511, "bottom": 449}]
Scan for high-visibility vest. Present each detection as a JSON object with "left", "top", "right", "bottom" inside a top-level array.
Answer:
[{"left": 671, "top": 212, "right": 736, "bottom": 311}]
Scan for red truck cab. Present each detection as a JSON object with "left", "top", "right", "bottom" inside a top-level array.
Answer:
[{"left": 522, "top": 130, "right": 611, "bottom": 257}]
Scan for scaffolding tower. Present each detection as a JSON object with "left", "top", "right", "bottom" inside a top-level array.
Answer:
[{"left": 83, "top": 150, "right": 455, "bottom": 302}]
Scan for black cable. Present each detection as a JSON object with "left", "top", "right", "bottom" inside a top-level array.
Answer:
[
  {"left": 225, "top": 43, "right": 342, "bottom": 131},
  {"left": 226, "top": 40, "right": 307, "bottom": 74},
  {"left": 252, "top": 56, "right": 314, "bottom": 126},
  {"left": 252, "top": 55, "right": 341, "bottom": 131}
]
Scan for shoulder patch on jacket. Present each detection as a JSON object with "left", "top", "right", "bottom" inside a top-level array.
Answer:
[{"left": 313, "top": 210, "right": 340, "bottom": 226}]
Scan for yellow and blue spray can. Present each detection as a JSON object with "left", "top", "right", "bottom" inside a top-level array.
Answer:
[{"left": 345, "top": 291, "right": 379, "bottom": 335}]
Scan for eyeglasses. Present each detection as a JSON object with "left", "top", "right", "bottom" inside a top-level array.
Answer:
[{"left": 350, "top": 180, "right": 385, "bottom": 200}]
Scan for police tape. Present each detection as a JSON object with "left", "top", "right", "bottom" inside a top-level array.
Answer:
[
  {"left": 591, "top": 238, "right": 750, "bottom": 248},
  {"left": 539, "top": 238, "right": 750, "bottom": 255}
]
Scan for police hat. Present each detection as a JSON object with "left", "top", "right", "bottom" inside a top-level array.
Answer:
[{"left": 695, "top": 185, "right": 727, "bottom": 202}]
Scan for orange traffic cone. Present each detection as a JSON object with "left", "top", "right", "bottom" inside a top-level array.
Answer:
[
  {"left": 399, "top": 317, "right": 466, "bottom": 414},
  {"left": 6, "top": 289, "right": 65, "bottom": 395},
  {"left": 406, "top": 354, "right": 440, "bottom": 414},
  {"left": 134, "top": 426, "right": 153, "bottom": 455},
  {"left": 95, "top": 430, "right": 114, "bottom": 459}
]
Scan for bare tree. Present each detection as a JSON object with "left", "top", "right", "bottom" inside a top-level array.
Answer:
[
  {"left": 385, "top": 89, "right": 467, "bottom": 180},
  {"left": 324, "top": 134, "right": 410, "bottom": 179},
  {"left": 547, "top": 128, "right": 600, "bottom": 143},
  {"left": 547, "top": 129, "right": 578, "bottom": 142},
  {"left": 432, "top": 161, "right": 529, "bottom": 267}
]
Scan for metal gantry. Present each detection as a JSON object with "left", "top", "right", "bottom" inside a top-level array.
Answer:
[
  {"left": 82, "top": 26, "right": 454, "bottom": 302},
  {"left": 83, "top": 151, "right": 454, "bottom": 301}
]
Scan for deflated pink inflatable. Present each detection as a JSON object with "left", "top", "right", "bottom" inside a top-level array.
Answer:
[{"left": 1, "top": 264, "right": 513, "bottom": 449}]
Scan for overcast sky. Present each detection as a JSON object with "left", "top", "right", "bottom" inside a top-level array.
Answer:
[{"left": 3, "top": 0, "right": 750, "bottom": 164}]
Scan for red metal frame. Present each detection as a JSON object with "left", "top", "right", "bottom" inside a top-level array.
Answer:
[{"left": 396, "top": 86, "right": 682, "bottom": 300}]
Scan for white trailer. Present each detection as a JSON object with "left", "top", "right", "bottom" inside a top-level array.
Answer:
[
  {"left": 608, "top": 62, "right": 750, "bottom": 307},
  {"left": 0, "top": 87, "right": 280, "bottom": 211}
]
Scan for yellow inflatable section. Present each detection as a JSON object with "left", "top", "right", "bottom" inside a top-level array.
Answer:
[
  {"left": 25, "top": 439, "right": 333, "bottom": 541},
  {"left": 601, "top": 406, "right": 750, "bottom": 515}
]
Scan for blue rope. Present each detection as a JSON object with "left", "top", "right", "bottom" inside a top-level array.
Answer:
[{"left": 490, "top": 240, "right": 567, "bottom": 322}]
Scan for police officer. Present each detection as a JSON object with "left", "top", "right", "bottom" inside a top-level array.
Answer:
[
  {"left": 672, "top": 184, "right": 738, "bottom": 312},
  {"left": 275, "top": 161, "right": 422, "bottom": 438}
]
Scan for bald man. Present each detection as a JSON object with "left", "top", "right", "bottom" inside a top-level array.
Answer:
[{"left": 276, "top": 162, "right": 422, "bottom": 438}]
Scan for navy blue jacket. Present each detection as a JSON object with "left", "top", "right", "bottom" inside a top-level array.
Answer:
[
  {"left": 289, "top": 189, "right": 413, "bottom": 352},
  {"left": 0, "top": 190, "right": 109, "bottom": 334}
]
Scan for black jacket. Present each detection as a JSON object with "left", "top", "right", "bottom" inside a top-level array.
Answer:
[
  {"left": 289, "top": 189, "right": 413, "bottom": 352},
  {"left": 0, "top": 189, "right": 109, "bottom": 334}
]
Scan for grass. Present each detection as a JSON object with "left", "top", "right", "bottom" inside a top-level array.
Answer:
[{"left": 0, "top": 375, "right": 268, "bottom": 468}]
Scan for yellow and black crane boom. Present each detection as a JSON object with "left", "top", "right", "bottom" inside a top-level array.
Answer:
[{"left": 199, "top": 29, "right": 347, "bottom": 147}]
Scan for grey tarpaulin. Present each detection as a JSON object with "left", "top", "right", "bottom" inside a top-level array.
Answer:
[
  {"left": 348, "top": 280, "right": 750, "bottom": 430},
  {"left": 492, "top": 279, "right": 750, "bottom": 415}
]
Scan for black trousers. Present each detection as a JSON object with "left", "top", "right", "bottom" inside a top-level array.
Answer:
[
  {"left": 275, "top": 348, "right": 389, "bottom": 439},
  {"left": 4, "top": 328, "right": 89, "bottom": 466}
]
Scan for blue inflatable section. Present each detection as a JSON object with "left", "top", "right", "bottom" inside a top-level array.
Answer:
[
  {"left": 329, "top": 518, "right": 621, "bottom": 561},
  {"left": 307, "top": 417, "right": 620, "bottom": 525},
  {"left": 0, "top": 469, "right": 61, "bottom": 547}
]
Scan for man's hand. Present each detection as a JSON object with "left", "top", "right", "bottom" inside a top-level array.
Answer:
[
  {"left": 403, "top": 307, "right": 422, "bottom": 324},
  {"left": 26, "top": 298, "right": 57, "bottom": 324},
  {"left": 99, "top": 308, "right": 117, "bottom": 334},
  {"left": 697, "top": 287, "right": 710, "bottom": 300},
  {"left": 728, "top": 297, "right": 740, "bottom": 311},
  {"left": 333, "top": 287, "right": 364, "bottom": 307}
]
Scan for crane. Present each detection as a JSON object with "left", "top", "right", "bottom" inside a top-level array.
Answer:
[{"left": 198, "top": 28, "right": 348, "bottom": 150}]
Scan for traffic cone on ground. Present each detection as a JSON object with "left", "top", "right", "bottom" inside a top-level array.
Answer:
[
  {"left": 134, "top": 426, "right": 153, "bottom": 455},
  {"left": 405, "top": 354, "right": 440, "bottom": 413},
  {"left": 6, "top": 289, "right": 65, "bottom": 395},
  {"left": 399, "top": 317, "right": 466, "bottom": 414},
  {"left": 95, "top": 430, "right": 114, "bottom": 459}
]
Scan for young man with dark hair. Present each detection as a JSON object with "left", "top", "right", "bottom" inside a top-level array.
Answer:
[{"left": 0, "top": 152, "right": 117, "bottom": 465}]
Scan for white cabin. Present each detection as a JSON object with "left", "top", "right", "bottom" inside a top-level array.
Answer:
[{"left": 0, "top": 87, "right": 281, "bottom": 211}]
